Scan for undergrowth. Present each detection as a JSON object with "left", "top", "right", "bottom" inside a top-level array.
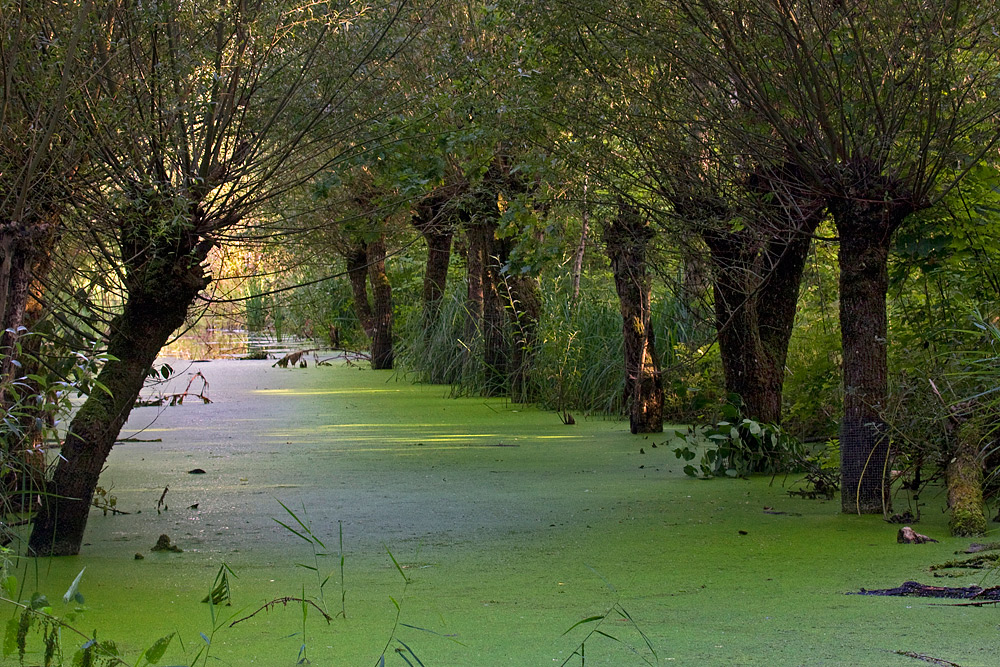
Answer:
[{"left": 670, "top": 399, "right": 804, "bottom": 478}]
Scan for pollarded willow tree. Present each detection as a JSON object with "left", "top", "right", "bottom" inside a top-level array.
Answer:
[
  {"left": 672, "top": 0, "right": 1000, "bottom": 512},
  {"left": 0, "top": 2, "right": 97, "bottom": 438},
  {"left": 534, "top": 0, "right": 821, "bottom": 431},
  {"left": 29, "top": 0, "right": 422, "bottom": 556}
]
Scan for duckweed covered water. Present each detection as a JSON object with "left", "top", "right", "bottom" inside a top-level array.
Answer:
[{"left": 9, "top": 359, "right": 1000, "bottom": 665}]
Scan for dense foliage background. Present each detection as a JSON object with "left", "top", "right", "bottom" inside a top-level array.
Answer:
[{"left": 5, "top": 0, "right": 1000, "bottom": 556}]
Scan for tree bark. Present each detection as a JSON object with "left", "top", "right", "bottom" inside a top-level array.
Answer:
[
  {"left": 29, "top": 239, "right": 211, "bottom": 556},
  {"left": 1, "top": 222, "right": 58, "bottom": 505},
  {"left": 571, "top": 173, "right": 590, "bottom": 304},
  {"left": 481, "top": 222, "right": 509, "bottom": 397},
  {"left": 412, "top": 192, "right": 454, "bottom": 334},
  {"left": 947, "top": 419, "right": 987, "bottom": 537},
  {"left": 507, "top": 274, "right": 542, "bottom": 403},
  {"left": 346, "top": 242, "right": 375, "bottom": 338},
  {"left": 604, "top": 200, "right": 663, "bottom": 433},
  {"left": 366, "top": 235, "right": 393, "bottom": 370},
  {"left": 687, "top": 164, "right": 823, "bottom": 426},
  {"left": 0, "top": 222, "right": 56, "bottom": 381},
  {"left": 703, "top": 230, "right": 784, "bottom": 424},
  {"left": 828, "top": 160, "right": 915, "bottom": 514},
  {"left": 463, "top": 223, "right": 486, "bottom": 343}
]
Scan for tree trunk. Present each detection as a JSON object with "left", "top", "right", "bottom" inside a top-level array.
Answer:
[
  {"left": 463, "top": 224, "right": 485, "bottom": 343},
  {"left": 704, "top": 231, "right": 784, "bottom": 424},
  {"left": 604, "top": 200, "right": 663, "bottom": 433},
  {"left": 689, "top": 164, "right": 823, "bottom": 426},
  {"left": 507, "top": 274, "right": 542, "bottom": 403},
  {"left": 829, "top": 162, "right": 915, "bottom": 514},
  {"left": 571, "top": 173, "right": 590, "bottom": 304},
  {"left": 947, "top": 419, "right": 987, "bottom": 537},
  {"left": 0, "top": 222, "right": 55, "bottom": 380},
  {"left": 29, "top": 245, "right": 211, "bottom": 556},
  {"left": 1, "top": 224, "right": 57, "bottom": 506},
  {"left": 412, "top": 192, "right": 455, "bottom": 334},
  {"left": 481, "top": 223, "right": 509, "bottom": 397},
  {"left": 679, "top": 244, "right": 711, "bottom": 337},
  {"left": 366, "top": 235, "right": 393, "bottom": 370},
  {"left": 346, "top": 242, "right": 375, "bottom": 339}
]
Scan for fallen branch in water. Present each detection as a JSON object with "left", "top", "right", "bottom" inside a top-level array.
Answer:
[
  {"left": 136, "top": 372, "right": 211, "bottom": 406},
  {"left": 894, "top": 650, "right": 963, "bottom": 666}
]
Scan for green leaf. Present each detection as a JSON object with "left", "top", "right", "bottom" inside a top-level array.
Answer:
[
  {"left": 142, "top": 633, "right": 175, "bottom": 664},
  {"left": 4, "top": 617, "right": 18, "bottom": 657},
  {"left": 2, "top": 575, "right": 16, "bottom": 599},
  {"left": 385, "top": 545, "right": 409, "bottom": 583},
  {"left": 561, "top": 614, "right": 606, "bottom": 635},
  {"left": 272, "top": 519, "right": 311, "bottom": 544},
  {"left": 63, "top": 567, "right": 86, "bottom": 604}
]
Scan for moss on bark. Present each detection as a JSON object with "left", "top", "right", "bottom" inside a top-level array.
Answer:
[{"left": 947, "top": 420, "right": 987, "bottom": 537}]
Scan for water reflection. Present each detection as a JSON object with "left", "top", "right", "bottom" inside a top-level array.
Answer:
[{"left": 162, "top": 328, "right": 320, "bottom": 360}]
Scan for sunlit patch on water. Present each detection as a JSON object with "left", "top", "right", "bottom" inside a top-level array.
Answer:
[{"left": 162, "top": 329, "right": 320, "bottom": 360}]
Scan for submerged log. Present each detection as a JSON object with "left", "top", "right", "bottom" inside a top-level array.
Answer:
[{"left": 855, "top": 580, "right": 1000, "bottom": 602}]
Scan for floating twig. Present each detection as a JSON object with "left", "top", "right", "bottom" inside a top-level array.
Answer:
[
  {"left": 895, "top": 649, "right": 963, "bottom": 666},
  {"left": 229, "top": 596, "right": 333, "bottom": 627}
]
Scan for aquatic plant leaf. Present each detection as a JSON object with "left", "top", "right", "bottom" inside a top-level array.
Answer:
[
  {"left": 561, "top": 615, "right": 605, "bottom": 635},
  {"left": 4, "top": 617, "right": 18, "bottom": 657},
  {"left": 395, "top": 639, "right": 425, "bottom": 667},
  {"left": 142, "top": 633, "right": 175, "bottom": 664},
  {"left": 385, "top": 546, "right": 409, "bottom": 583},
  {"left": 615, "top": 604, "right": 657, "bottom": 658},
  {"left": 273, "top": 519, "right": 311, "bottom": 544},
  {"left": 201, "top": 564, "right": 232, "bottom": 606},
  {"left": 2, "top": 575, "right": 16, "bottom": 599},
  {"left": 63, "top": 567, "right": 86, "bottom": 603}
]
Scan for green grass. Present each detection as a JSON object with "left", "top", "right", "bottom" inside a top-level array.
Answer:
[{"left": 6, "top": 359, "right": 1000, "bottom": 666}]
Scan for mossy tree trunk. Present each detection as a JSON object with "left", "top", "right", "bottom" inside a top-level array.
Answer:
[
  {"left": 460, "top": 154, "right": 542, "bottom": 399},
  {"left": 604, "top": 199, "right": 663, "bottom": 434},
  {"left": 29, "top": 227, "right": 212, "bottom": 556},
  {"left": 702, "top": 223, "right": 820, "bottom": 424},
  {"left": 366, "top": 235, "right": 393, "bottom": 370},
  {"left": 947, "top": 419, "right": 987, "bottom": 537},
  {"left": 828, "top": 160, "right": 916, "bottom": 514}
]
